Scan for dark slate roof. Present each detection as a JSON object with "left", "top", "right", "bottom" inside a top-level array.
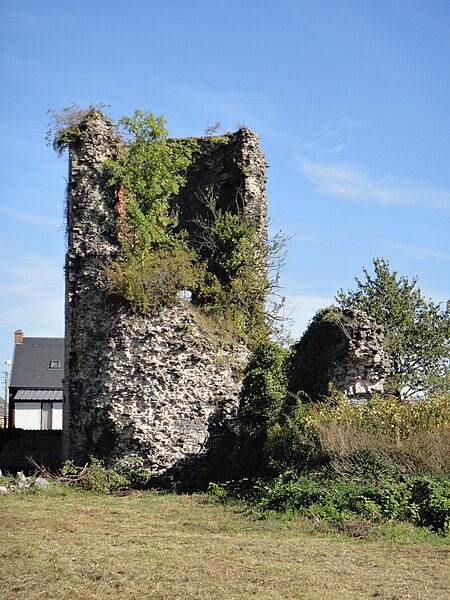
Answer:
[
  {"left": 10, "top": 337, "right": 64, "bottom": 390},
  {"left": 15, "top": 389, "right": 63, "bottom": 401}
]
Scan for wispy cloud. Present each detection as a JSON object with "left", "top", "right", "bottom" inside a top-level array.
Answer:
[
  {"left": 301, "top": 118, "right": 362, "bottom": 156},
  {"left": 298, "top": 158, "right": 450, "bottom": 211},
  {"left": 0, "top": 205, "right": 62, "bottom": 228},
  {"left": 319, "top": 119, "right": 362, "bottom": 139},
  {"left": 305, "top": 141, "right": 349, "bottom": 154},
  {"left": 0, "top": 254, "right": 64, "bottom": 352},
  {"left": 397, "top": 1, "right": 450, "bottom": 46},
  {"left": 384, "top": 241, "right": 450, "bottom": 262},
  {"left": 325, "top": 143, "right": 349, "bottom": 154}
]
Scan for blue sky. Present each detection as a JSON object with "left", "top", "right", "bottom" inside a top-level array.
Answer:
[{"left": 1, "top": 0, "right": 450, "bottom": 371}]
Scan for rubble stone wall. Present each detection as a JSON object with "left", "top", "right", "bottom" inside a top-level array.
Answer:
[
  {"left": 62, "top": 113, "right": 265, "bottom": 486},
  {"left": 289, "top": 308, "right": 391, "bottom": 402}
]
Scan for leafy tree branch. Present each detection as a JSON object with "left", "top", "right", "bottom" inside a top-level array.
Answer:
[{"left": 335, "top": 258, "right": 450, "bottom": 398}]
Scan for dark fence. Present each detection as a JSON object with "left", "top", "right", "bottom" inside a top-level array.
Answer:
[{"left": 0, "top": 429, "right": 62, "bottom": 473}]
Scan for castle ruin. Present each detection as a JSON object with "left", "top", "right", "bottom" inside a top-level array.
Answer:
[
  {"left": 62, "top": 112, "right": 268, "bottom": 486},
  {"left": 62, "top": 111, "right": 390, "bottom": 487}
]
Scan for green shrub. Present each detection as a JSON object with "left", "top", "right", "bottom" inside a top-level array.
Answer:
[
  {"left": 209, "top": 471, "right": 450, "bottom": 534},
  {"left": 104, "top": 246, "right": 199, "bottom": 312},
  {"left": 265, "top": 405, "right": 326, "bottom": 473},
  {"left": 191, "top": 193, "right": 271, "bottom": 341},
  {"left": 239, "top": 341, "right": 292, "bottom": 430},
  {"left": 106, "top": 109, "right": 194, "bottom": 252},
  {"left": 406, "top": 476, "right": 450, "bottom": 534},
  {"left": 60, "top": 458, "right": 129, "bottom": 493},
  {"left": 234, "top": 341, "right": 293, "bottom": 475},
  {"left": 261, "top": 391, "right": 450, "bottom": 479},
  {"left": 253, "top": 473, "right": 325, "bottom": 513}
]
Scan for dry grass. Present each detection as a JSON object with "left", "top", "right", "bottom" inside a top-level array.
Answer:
[
  {"left": 316, "top": 421, "right": 450, "bottom": 476},
  {"left": 0, "top": 490, "right": 449, "bottom": 599}
]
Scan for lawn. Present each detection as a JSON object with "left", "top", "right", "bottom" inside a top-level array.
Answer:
[{"left": 1, "top": 490, "right": 449, "bottom": 599}]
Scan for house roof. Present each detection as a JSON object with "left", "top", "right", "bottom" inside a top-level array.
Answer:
[
  {"left": 10, "top": 337, "right": 64, "bottom": 390},
  {"left": 14, "top": 389, "right": 63, "bottom": 401}
]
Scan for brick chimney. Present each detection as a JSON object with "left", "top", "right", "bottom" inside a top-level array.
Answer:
[{"left": 14, "top": 329, "right": 24, "bottom": 344}]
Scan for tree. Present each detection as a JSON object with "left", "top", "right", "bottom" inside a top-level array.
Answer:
[
  {"left": 336, "top": 258, "right": 450, "bottom": 398},
  {"left": 239, "top": 340, "right": 292, "bottom": 431},
  {"left": 235, "top": 340, "right": 292, "bottom": 475},
  {"left": 103, "top": 110, "right": 199, "bottom": 312},
  {"left": 106, "top": 109, "right": 195, "bottom": 254}
]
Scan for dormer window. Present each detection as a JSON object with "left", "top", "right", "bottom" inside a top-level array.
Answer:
[{"left": 49, "top": 360, "right": 61, "bottom": 369}]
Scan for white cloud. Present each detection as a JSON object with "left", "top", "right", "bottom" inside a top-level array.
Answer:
[
  {"left": 325, "top": 143, "right": 348, "bottom": 154},
  {"left": 302, "top": 119, "right": 361, "bottom": 155},
  {"left": 298, "top": 158, "right": 450, "bottom": 211},
  {"left": 319, "top": 119, "right": 362, "bottom": 139}
]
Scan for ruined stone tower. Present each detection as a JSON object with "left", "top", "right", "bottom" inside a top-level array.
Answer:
[{"left": 62, "top": 112, "right": 268, "bottom": 486}]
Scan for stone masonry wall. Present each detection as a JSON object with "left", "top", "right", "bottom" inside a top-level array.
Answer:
[
  {"left": 289, "top": 308, "right": 391, "bottom": 402},
  {"left": 171, "top": 130, "right": 268, "bottom": 235},
  {"left": 62, "top": 113, "right": 267, "bottom": 487}
]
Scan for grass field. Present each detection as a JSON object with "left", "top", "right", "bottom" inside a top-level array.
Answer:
[{"left": 1, "top": 490, "right": 449, "bottom": 599}]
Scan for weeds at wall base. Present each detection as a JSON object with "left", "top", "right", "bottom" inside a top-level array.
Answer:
[{"left": 207, "top": 472, "right": 450, "bottom": 536}]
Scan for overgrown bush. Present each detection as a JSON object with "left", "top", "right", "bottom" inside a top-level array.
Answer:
[
  {"left": 106, "top": 110, "right": 195, "bottom": 252},
  {"left": 239, "top": 340, "right": 292, "bottom": 430},
  {"left": 264, "top": 403, "right": 326, "bottom": 473},
  {"left": 104, "top": 246, "right": 199, "bottom": 312},
  {"left": 46, "top": 103, "right": 109, "bottom": 155},
  {"left": 406, "top": 476, "right": 450, "bottom": 533},
  {"left": 191, "top": 195, "right": 269, "bottom": 339},
  {"left": 234, "top": 341, "right": 293, "bottom": 475},
  {"left": 228, "top": 348, "right": 450, "bottom": 533},
  {"left": 209, "top": 472, "right": 450, "bottom": 534},
  {"left": 314, "top": 392, "right": 450, "bottom": 478},
  {"left": 263, "top": 390, "right": 450, "bottom": 478},
  {"left": 236, "top": 339, "right": 450, "bottom": 480},
  {"left": 59, "top": 458, "right": 129, "bottom": 493}
]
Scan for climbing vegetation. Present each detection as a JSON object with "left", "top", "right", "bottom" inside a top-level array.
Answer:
[
  {"left": 106, "top": 110, "right": 195, "bottom": 252},
  {"left": 101, "top": 109, "right": 203, "bottom": 314},
  {"left": 46, "top": 103, "right": 109, "bottom": 155},
  {"left": 229, "top": 347, "right": 450, "bottom": 532},
  {"left": 231, "top": 288, "right": 450, "bottom": 532},
  {"left": 104, "top": 246, "right": 199, "bottom": 313},
  {"left": 102, "top": 110, "right": 282, "bottom": 342},
  {"left": 49, "top": 105, "right": 284, "bottom": 342},
  {"left": 191, "top": 189, "right": 273, "bottom": 340}
]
